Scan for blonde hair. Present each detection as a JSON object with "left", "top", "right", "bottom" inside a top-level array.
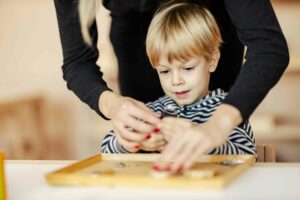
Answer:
[
  {"left": 79, "top": 0, "right": 99, "bottom": 46},
  {"left": 146, "top": 0, "right": 222, "bottom": 67}
]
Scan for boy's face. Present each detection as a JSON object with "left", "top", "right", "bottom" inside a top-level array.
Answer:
[{"left": 155, "top": 55, "right": 217, "bottom": 106}]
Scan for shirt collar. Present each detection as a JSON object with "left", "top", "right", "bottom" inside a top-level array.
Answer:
[{"left": 163, "top": 88, "right": 226, "bottom": 112}]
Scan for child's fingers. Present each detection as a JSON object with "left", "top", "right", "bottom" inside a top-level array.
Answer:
[
  {"left": 149, "top": 133, "right": 165, "bottom": 141},
  {"left": 161, "top": 117, "right": 192, "bottom": 130},
  {"left": 160, "top": 117, "right": 175, "bottom": 132},
  {"left": 160, "top": 130, "right": 175, "bottom": 142},
  {"left": 160, "top": 117, "right": 191, "bottom": 142},
  {"left": 157, "top": 140, "right": 167, "bottom": 150},
  {"left": 140, "top": 137, "right": 167, "bottom": 151},
  {"left": 160, "top": 119, "right": 180, "bottom": 140},
  {"left": 158, "top": 145, "right": 166, "bottom": 152}
]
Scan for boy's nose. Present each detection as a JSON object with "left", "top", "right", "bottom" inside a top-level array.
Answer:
[{"left": 172, "top": 73, "right": 184, "bottom": 86}]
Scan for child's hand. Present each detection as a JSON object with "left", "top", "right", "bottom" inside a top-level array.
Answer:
[
  {"left": 159, "top": 117, "right": 189, "bottom": 142},
  {"left": 140, "top": 133, "right": 167, "bottom": 152}
]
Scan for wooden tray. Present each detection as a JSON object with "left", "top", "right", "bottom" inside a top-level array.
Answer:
[{"left": 46, "top": 154, "right": 255, "bottom": 189}]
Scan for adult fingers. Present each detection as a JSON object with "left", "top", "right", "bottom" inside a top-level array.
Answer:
[
  {"left": 124, "top": 115, "right": 158, "bottom": 135},
  {"left": 183, "top": 137, "right": 213, "bottom": 170},
  {"left": 182, "top": 144, "right": 209, "bottom": 170},
  {"left": 168, "top": 136, "right": 207, "bottom": 173},
  {"left": 154, "top": 133, "right": 185, "bottom": 169},
  {"left": 114, "top": 122, "right": 149, "bottom": 142},
  {"left": 115, "top": 130, "right": 141, "bottom": 152},
  {"left": 128, "top": 101, "right": 161, "bottom": 127}
]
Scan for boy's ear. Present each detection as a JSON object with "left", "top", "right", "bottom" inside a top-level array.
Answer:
[{"left": 208, "top": 49, "right": 220, "bottom": 73}]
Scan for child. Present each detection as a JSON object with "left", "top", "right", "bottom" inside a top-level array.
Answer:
[{"left": 101, "top": 1, "right": 256, "bottom": 156}]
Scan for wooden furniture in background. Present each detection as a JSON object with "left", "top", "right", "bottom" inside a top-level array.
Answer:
[
  {"left": 256, "top": 144, "right": 276, "bottom": 162},
  {"left": 0, "top": 93, "right": 46, "bottom": 159}
]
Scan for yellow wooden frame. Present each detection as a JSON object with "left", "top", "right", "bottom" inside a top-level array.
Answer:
[
  {"left": 0, "top": 152, "right": 6, "bottom": 200},
  {"left": 46, "top": 154, "right": 255, "bottom": 189}
]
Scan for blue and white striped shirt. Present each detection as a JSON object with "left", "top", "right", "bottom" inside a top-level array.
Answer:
[{"left": 101, "top": 89, "right": 256, "bottom": 155}]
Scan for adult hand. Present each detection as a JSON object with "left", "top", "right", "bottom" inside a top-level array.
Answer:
[
  {"left": 99, "top": 91, "right": 161, "bottom": 152},
  {"left": 153, "top": 104, "right": 242, "bottom": 173}
]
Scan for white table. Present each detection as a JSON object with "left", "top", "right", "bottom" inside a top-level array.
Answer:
[{"left": 5, "top": 160, "right": 300, "bottom": 200}]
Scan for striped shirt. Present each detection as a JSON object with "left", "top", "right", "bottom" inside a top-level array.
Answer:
[{"left": 101, "top": 89, "right": 256, "bottom": 155}]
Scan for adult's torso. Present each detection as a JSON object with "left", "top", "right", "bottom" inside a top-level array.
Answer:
[
  {"left": 103, "top": 0, "right": 244, "bottom": 94},
  {"left": 102, "top": 0, "right": 216, "bottom": 14}
]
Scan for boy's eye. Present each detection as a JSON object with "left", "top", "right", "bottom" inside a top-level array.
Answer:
[
  {"left": 158, "top": 70, "right": 169, "bottom": 74},
  {"left": 184, "top": 66, "right": 195, "bottom": 71}
]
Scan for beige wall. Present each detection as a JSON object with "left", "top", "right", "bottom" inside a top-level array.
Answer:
[{"left": 0, "top": 0, "right": 116, "bottom": 159}]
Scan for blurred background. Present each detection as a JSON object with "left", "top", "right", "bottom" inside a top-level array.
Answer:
[{"left": 0, "top": 0, "right": 299, "bottom": 161}]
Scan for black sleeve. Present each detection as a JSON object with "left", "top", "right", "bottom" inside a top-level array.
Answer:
[
  {"left": 222, "top": 0, "right": 289, "bottom": 120},
  {"left": 53, "top": 0, "right": 111, "bottom": 119}
]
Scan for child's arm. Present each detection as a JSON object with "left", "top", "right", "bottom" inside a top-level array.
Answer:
[{"left": 208, "top": 121, "right": 256, "bottom": 155}]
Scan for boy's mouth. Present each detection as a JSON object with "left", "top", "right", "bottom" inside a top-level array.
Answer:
[{"left": 174, "top": 90, "right": 190, "bottom": 98}]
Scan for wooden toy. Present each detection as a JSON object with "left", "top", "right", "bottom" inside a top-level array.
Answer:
[{"left": 46, "top": 154, "right": 255, "bottom": 189}]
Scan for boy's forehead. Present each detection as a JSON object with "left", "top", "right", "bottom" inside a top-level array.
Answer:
[{"left": 157, "top": 56, "right": 200, "bottom": 67}]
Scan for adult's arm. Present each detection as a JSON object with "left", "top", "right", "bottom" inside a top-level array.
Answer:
[
  {"left": 53, "top": 0, "right": 110, "bottom": 117},
  {"left": 223, "top": 0, "right": 289, "bottom": 120}
]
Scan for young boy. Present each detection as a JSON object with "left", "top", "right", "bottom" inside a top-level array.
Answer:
[{"left": 101, "top": 1, "right": 256, "bottom": 156}]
